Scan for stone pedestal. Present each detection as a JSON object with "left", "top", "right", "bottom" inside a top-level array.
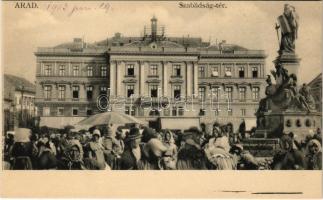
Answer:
[
  {"left": 255, "top": 111, "right": 322, "bottom": 142},
  {"left": 274, "top": 53, "right": 301, "bottom": 76}
]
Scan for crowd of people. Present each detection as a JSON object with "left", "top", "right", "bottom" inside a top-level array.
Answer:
[{"left": 3, "top": 123, "right": 322, "bottom": 170}]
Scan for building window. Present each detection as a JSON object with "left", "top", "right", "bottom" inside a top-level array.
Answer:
[
  {"left": 57, "top": 107, "right": 64, "bottom": 116},
  {"left": 241, "top": 108, "right": 246, "bottom": 116},
  {"left": 198, "top": 87, "right": 206, "bottom": 101},
  {"left": 72, "top": 108, "right": 78, "bottom": 116},
  {"left": 86, "top": 109, "right": 92, "bottom": 116},
  {"left": 178, "top": 106, "right": 184, "bottom": 116},
  {"left": 163, "top": 108, "right": 170, "bottom": 116},
  {"left": 252, "top": 87, "right": 260, "bottom": 101},
  {"left": 87, "top": 66, "right": 93, "bottom": 77},
  {"left": 228, "top": 109, "right": 233, "bottom": 116},
  {"left": 44, "top": 65, "right": 52, "bottom": 76},
  {"left": 101, "top": 66, "right": 107, "bottom": 77},
  {"left": 59, "top": 65, "right": 65, "bottom": 76},
  {"left": 150, "top": 65, "right": 158, "bottom": 76},
  {"left": 86, "top": 86, "right": 93, "bottom": 99},
  {"left": 239, "top": 87, "right": 246, "bottom": 101},
  {"left": 172, "top": 107, "right": 177, "bottom": 116},
  {"left": 199, "top": 66, "right": 205, "bottom": 78},
  {"left": 125, "top": 106, "right": 135, "bottom": 116},
  {"left": 225, "top": 66, "right": 232, "bottom": 77},
  {"left": 211, "top": 87, "right": 219, "bottom": 102},
  {"left": 127, "top": 85, "right": 134, "bottom": 97},
  {"left": 44, "top": 85, "right": 52, "bottom": 100},
  {"left": 150, "top": 85, "right": 158, "bottom": 98},
  {"left": 173, "top": 85, "right": 181, "bottom": 99},
  {"left": 73, "top": 66, "right": 79, "bottom": 76},
  {"left": 225, "top": 87, "right": 233, "bottom": 102},
  {"left": 58, "top": 85, "right": 65, "bottom": 100},
  {"left": 173, "top": 65, "right": 181, "bottom": 76},
  {"left": 72, "top": 86, "right": 79, "bottom": 99},
  {"left": 252, "top": 67, "right": 258, "bottom": 78},
  {"left": 211, "top": 66, "right": 219, "bottom": 77},
  {"left": 239, "top": 67, "right": 245, "bottom": 78},
  {"left": 100, "top": 86, "right": 107, "bottom": 95},
  {"left": 127, "top": 64, "right": 135, "bottom": 76},
  {"left": 43, "top": 107, "right": 50, "bottom": 116}
]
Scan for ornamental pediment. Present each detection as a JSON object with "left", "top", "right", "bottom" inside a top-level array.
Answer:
[
  {"left": 123, "top": 79, "right": 137, "bottom": 83},
  {"left": 146, "top": 79, "right": 161, "bottom": 83},
  {"left": 169, "top": 79, "right": 184, "bottom": 84}
]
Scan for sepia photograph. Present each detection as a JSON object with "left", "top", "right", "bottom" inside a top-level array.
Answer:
[{"left": 1, "top": 0, "right": 322, "bottom": 198}]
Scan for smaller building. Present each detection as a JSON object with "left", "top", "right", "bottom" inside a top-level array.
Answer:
[
  {"left": 308, "top": 73, "right": 322, "bottom": 112},
  {"left": 3, "top": 74, "right": 37, "bottom": 132}
]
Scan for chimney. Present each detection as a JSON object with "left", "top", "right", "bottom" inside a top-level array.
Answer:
[{"left": 151, "top": 16, "right": 157, "bottom": 42}]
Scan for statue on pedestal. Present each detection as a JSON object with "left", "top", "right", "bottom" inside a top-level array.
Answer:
[{"left": 275, "top": 4, "right": 299, "bottom": 55}]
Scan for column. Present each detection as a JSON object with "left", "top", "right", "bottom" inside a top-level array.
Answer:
[
  {"left": 36, "top": 62, "right": 41, "bottom": 76},
  {"left": 116, "top": 61, "right": 123, "bottom": 96},
  {"left": 54, "top": 61, "right": 57, "bottom": 76},
  {"left": 193, "top": 62, "right": 198, "bottom": 97},
  {"left": 140, "top": 61, "right": 145, "bottom": 96},
  {"left": 163, "top": 61, "right": 168, "bottom": 96},
  {"left": 246, "top": 63, "right": 249, "bottom": 78},
  {"left": 69, "top": 61, "right": 72, "bottom": 77},
  {"left": 109, "top": 61, "right": 116, "bottom": 96},
  {"left": 186, "top": 62, "right": 192, "bottom": 97}
]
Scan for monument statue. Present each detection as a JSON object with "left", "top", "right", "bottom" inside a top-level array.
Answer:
[{"left": 275, "top": 4, "right": 299, "bottom": 55}]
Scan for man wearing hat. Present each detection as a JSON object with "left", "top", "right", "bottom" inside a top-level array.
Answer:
[
  {"left": 119, "top": 127, "right": 142, "bottom": 170},
  {"left": 177, "top": 127, "right": 207, "bottom": 170}
]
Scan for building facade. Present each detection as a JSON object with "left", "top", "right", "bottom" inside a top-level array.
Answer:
[
  {"left": 308, "top": 73, "right": 322, "bottom": 112},
  {"left": 35, "top": 17, "right": 266, "bottom": 130},
  {"left": 3, "top": 74, "right": 37, "bottom": 132}
]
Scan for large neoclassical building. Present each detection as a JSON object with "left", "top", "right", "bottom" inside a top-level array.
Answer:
[{"left": 35, "top": 17, "right": 267, "bottom": 130}]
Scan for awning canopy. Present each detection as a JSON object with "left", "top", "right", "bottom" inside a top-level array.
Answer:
[{"left": 159, "top": 117, "right": 201, "bottom": 131}]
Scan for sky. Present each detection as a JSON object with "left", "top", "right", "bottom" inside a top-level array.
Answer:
[{"left": 1, "top": 1, "right": 322, "bottom": 84}]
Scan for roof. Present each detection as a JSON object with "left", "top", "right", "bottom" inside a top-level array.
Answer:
[
  {"left": 125, "top": 40, "right": 184, "bottom": 48},
  {"left": 3, "top": 74, "right": 36, "bottom": 101},
  {"left": 201, "top": 44, "right": 248, "bottom": 51},
  {"left": 52, "top": 36, "right": 251, "bottom": 53}
]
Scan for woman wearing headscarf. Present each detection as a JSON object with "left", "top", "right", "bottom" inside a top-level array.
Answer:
[
  {"left": 305, "top": 139, "right": 322, "bottom": 170},
  {"left": 163, "top": 130, "right": 178, "bottom": 158},
  {"left": 203, "top": 126, "right": 236, "bottom": 170},
  {"left": 57, "top": 141, "right": 87, "bottom": 170}
]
